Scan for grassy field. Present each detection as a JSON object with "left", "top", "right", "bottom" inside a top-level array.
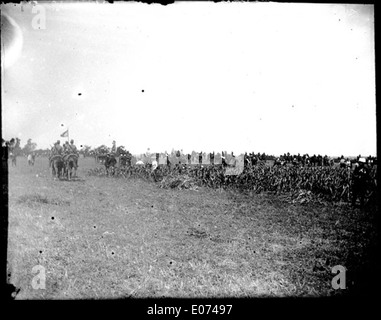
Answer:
[{"left": 6, "top": 156, "right": 378, "bottom": 299}]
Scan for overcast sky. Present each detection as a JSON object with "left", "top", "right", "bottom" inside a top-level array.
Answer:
[{"left": 1, "top": 2, "right": 376, "bottom": 156}]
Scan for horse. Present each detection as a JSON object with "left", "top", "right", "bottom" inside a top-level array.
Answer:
[
  {"left": 309, "top": 155, "right": 322, "bottom": 167},
  {"left": 104, "top": 154, "right": 117, "bottom": 175},
  {"left": 50, "top": 155, "right": 64, "bottom": 179},
  {"left": 27, "top": 154, "right": 35, "bottom": 166},
  {"left": 63, "top": 153, "right": 78, "bottom": 180}
]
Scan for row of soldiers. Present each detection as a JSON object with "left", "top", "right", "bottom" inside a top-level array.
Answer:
[
  {"left": 50, "top": 139, "right": 78, "bottom": 156},
  {"left": 275, "top": 153, "right": 332, "bottom": 167}
]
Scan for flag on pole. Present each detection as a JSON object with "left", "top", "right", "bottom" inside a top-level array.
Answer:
[{"left": 60, "top": 130, "right": 69, "bottom": 137}]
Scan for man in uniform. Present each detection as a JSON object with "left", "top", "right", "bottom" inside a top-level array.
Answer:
[
  {"left": 339, "top": 155, "right": 346, "bottom": 168},
  {"left": 68, "top": 139, "right": 78, "bottom": 154},
  {"left": 111, "top": 140, "right": 116, "bottom": 154},
  {"left": 50, "top": 140, "right": 63, "bottom": 167},
  {"left": 351, "top": 157, "right": 370, "bottom": 208},
  {"left": 210, "top": 152, "right": 215, "bottom": 165},
  {"left": 63, "top": 141, "right": 70, "bottom": 155},
  {"left": 221, "top": 151, "right": 227, "bottom": 167},
  {"left": 54, "top": 140, "right": 63, "bottom": 155}
]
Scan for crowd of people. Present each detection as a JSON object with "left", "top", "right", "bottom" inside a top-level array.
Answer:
[{"left": 109, "top": 148, "right": 377, "bottom": 172}]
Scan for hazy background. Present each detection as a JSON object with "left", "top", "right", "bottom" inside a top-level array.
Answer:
[{"left": 1, "top": 2, "right": 376, "bottom": 156}]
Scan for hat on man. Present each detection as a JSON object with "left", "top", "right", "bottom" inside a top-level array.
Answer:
[{"left": 359, "top": 157, "right": 366, "bottom": 163}]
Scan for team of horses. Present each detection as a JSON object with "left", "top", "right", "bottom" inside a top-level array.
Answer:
[
  {"left": 272, "top": 154, "right": 334, "bottom": 168},
  {"left": 49, "top": 153, "right": 78, "bottom": 180},
  {"left": 6, "top": 150, "right": 78, "bottom": 180},
  {"left": 96, "top": 152, "right": 132, "bottom": 175}
]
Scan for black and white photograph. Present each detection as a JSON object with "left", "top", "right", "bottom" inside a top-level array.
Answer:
[{"left": 1, "top": 0, "right": 377, "bottom": 304}]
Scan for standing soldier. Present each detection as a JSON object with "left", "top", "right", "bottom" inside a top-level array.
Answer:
[
  {"left": 351, "top": 158, "right": 370, "bottom": 208},
  {"left": 323, "top": 155, "right": 329, "bottom": 166},
  {"left": 210, "top": 151, "right": 215, "bottom": 165},
  {"left": 339, "top": 155, "right": 346, "bottom": 168},
  {"left": 221, "top": 151, "right": 227, "bottom": 167},
  {"left": 251, "top": 153, "right": 258, "bottom": 166},
  {"left": 111, "top": 140, "right": 116, "bottom": 154}
]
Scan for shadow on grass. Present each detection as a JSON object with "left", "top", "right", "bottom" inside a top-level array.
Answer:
[{"left": 17, "top": 194, "right": 71, "bottom": 206}]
